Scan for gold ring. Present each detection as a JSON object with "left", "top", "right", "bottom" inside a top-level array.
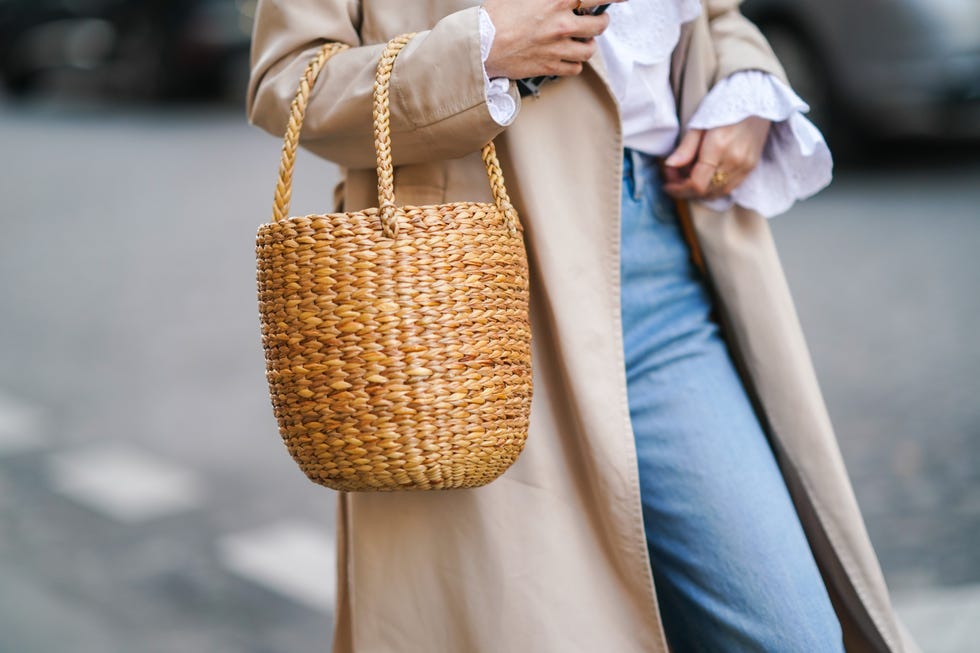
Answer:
[
  {"left": 574, "top": 0, "right": 584, "bottom": 13},
  {"left": 710, "top": 169, "right": 729, "bottom": 187}
]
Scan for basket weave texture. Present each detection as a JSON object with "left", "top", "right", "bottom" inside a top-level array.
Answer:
[{"left": 255, "top": 34, "right": 533, "bottom": 492}]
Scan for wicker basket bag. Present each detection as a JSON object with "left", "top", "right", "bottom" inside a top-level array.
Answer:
[{"left": 255, "top": 34, "right": 533, "bottom": 492}]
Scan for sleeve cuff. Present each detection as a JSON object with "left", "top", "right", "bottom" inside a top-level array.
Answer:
[
  {"left": 479, "top": 7, "right": 518, "bottom": 126},
  {"left": 688, "top": 70, "right": 833, "bottom": 218}
]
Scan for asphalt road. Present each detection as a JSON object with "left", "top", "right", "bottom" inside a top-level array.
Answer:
[{"left": 0, "top": 100, "right": 978, "bottom": 652}]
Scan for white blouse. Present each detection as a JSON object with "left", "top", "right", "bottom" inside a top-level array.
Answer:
[{"left": 478, "top": 0, "right": 833, "bottom": 218}]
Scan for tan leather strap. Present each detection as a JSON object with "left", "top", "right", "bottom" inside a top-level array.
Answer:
[{"left": 673, "top": 198, "right": 706, "bottom": 275}]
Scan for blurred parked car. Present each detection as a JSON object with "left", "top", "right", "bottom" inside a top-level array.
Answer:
[
  {"left": 0, "top": 0, "right": 255, "bottom": 99},
  {"left": 742, "top": 0, "right": 980, "bottom": 147}
]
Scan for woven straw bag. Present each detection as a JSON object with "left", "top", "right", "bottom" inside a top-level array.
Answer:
[{"left": 255, "top": 34, "right": 533, "bottom": 492}]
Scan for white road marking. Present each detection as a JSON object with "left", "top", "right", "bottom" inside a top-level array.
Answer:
[
  {"left": 0, "top": 391, "right": 44, "bottom": 455},
  {"left": 46, "top": 443, "right": 203, "bottom": 522},
  {"left": 893, "top": 583, "right": 980, "bottom": 653},
  {"left": 217, "top": 521, "right": 336, "bottom": 613}
]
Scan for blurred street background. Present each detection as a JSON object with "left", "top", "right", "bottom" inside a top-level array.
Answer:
[{"left": 1, "top": 1, "right": 979, "bottom": 652}]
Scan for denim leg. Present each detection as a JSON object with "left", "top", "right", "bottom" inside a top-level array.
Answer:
[{"left": 620, "top": 148, "right": 845, "bottom": 653}]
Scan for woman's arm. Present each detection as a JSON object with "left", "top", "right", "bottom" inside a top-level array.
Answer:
[
  {"left": 662, "top": 0, "right": 832, "bottom": 214},
  {"left": 246, "top": 2, "right": 518, "bottom": 169},
  {"left": 672, "top": 70, "right": 833, "bottom": 217},
  {"left": 246, "top": 0, "right": 614, "bottom": 169}
]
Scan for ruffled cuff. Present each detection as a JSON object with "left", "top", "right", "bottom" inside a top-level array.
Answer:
[
  {"left": 687, "top": 70, "right": 833, "bottom": 218},
  {"left": 479, "top": 8, "right": 518, "bottom": 126}
]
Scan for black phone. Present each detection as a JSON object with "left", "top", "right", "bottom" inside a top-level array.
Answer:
[
  {"left": 515, "top": 4, "right": 611, "bottom": 98},
  {"left": 576, "top": 3, "right": 611, "bottom": 15}
]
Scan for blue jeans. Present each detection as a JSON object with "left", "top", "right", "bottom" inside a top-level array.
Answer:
[{"left": 620, "top": 148, "right": 845, "bottom": 652}]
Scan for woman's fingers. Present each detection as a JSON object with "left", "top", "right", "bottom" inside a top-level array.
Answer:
[
  {"left": 483, "top": 0, "right": 622, "bottom": 79},
  {"left": 575, "top": 0, "right": 628, "bottom": 10},
  {"left": 698, "top": 127, "right": 758, "bottom": 198},
  {"left": 663, "top": 158, "right": 750, "bottom": 199},
  {"left": 707, "top": 164, "right": 750, "bottom": 199},
  {"left": 662, "top": 118, "right": 771, "bottom": 200},
  {"left": 695, "top": 131, "right": 736, "bottom": 199},
  {"left": 664, "top": 129, "right": 705, "bottom": 169},
  {"left": 690, "top": 160, "right": 718, "bottom": 196},
  {"left": 563, "top": 13, "right": 611, "bottom": 40},
  {"left": 663, "top": 160, "right": 715, "bottom": 198},
  {"left": 715, "top": 161, "right": 751, "bottom": 197},
  {"left": 549, "top": 60, "right": 586, "bottom": 76},
  {"left": 662, "top": 129, "right": 706, "bottom": 198},
  {"left": 553, "top": 38, "right": 598, "bottom": 65}
]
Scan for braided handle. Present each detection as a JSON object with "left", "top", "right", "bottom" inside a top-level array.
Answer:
[
  {"left": 374, "top": 34, "right": 519, "bottom": 238},
  {"left": 272, "top": 41, "right": 350, "bottom": 223},
  {"left": 273, "top": 36, "right": 521, "bottom": 239}
]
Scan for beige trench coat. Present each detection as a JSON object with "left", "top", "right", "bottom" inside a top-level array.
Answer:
[{"left": 247, "top": 2, "right": 923, "bottom": 651}]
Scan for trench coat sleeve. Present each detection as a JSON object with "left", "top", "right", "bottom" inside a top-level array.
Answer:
[
  {"left": 246, "top": 0, "right": 521, "bottom": 169},
  {"left": 704, "top": 0, "right": 788, "bottom": 85}
]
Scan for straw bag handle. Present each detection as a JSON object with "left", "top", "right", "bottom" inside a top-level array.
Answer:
[{"left": 272, "top": 34, "right": 521, "bottom": 239}]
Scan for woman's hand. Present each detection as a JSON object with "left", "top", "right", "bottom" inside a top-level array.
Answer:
[
  {"left": 661, "top": 115, "right": 772, "bottom": 200},
  {"left": 481, "top": 0, "right": 624, "bottom": 80}
]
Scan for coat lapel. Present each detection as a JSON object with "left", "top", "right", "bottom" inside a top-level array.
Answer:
[{"left": 586, "top": 46, "right": 614, "bottom": 102}]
